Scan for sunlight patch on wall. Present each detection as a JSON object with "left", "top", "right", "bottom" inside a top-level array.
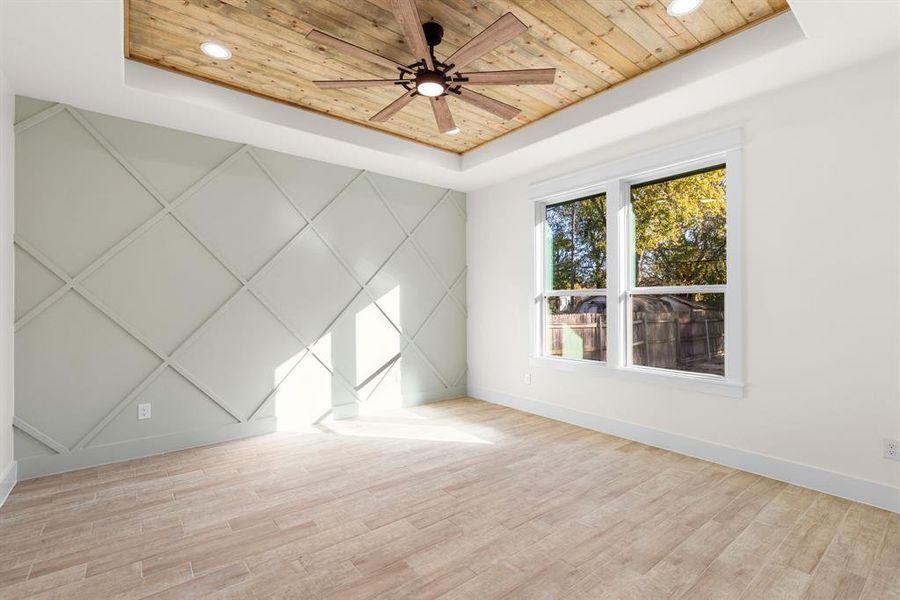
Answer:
[
  {"left": 355, "top": 294, "right": 401, "bottom": 386},
  {"left": 274, "top": 341, "right": 332, "bottom": 431},
  {"left": 358, "top": 356, "right": 402, "bottom": 413}
]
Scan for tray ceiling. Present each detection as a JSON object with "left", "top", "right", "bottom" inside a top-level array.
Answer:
[{"left": 125, "top": 0, "right": 790, "bottom": 153}]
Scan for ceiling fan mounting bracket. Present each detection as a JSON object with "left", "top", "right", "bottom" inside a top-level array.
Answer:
[{"left": 422, "top": 21, "right": 444, "bottom": 48}]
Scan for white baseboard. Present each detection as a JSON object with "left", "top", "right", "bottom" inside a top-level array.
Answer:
[
  {"left": 17, "top": 418, "right": 278, "bottom": 480},
  {"left": 0, "top": 460, "right": 16, "bottom": 508},
  {"left": 344, "top": 386, "right": 469, "bottom": 419},
  {"left": 394, "top": 385, "right": 469, "bottom": 408},
  {"left": 469, "top": 385, "right": 900, "bottom": 514},
  {"left": 15, "top": 386, "right": 469, "bottom": 481}
]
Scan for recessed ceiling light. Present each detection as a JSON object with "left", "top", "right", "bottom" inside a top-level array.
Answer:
[
  {"left": 200, "top": 41, "right": 232, "bottom": 60},
  {"left": 667, "top": 0, "right": 703, "bottom": 17},
  {"left": 446, "top": 127, "right": 461, "bottom": 135}
]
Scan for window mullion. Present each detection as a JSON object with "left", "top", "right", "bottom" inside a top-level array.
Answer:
[
  {"left": 606, "top": 179, "right": 623, "bottom": 369},
  {"left": 724, "top": 148, "right": 743, "bottom": 382},
  {"left": 544, "top": 289, "right": 607, "bottom": 297},
  {"left": 533, "top": 201, "right": 546, "bottom": 358},
  {"left": 630, "top": 285, "right": 727, "bottom": 295}
]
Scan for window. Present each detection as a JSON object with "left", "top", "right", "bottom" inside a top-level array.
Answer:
[
  {"left": 533, "top": 132, "right": 742, "bottom": 394},
  {"left": 628, "top": 166, "right": 727, "bottom": 376},
  {"left": 543, "top": 195, "right": 607, "bottom": 362}
]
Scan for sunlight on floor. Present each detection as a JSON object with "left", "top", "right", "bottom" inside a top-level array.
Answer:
[{"left": 318, "top": 413, "right": 492, "bottom": 445}]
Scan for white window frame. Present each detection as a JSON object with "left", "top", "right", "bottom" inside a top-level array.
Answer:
[{"left": 530, "top": 129, "right": 743, "bottom": 398}]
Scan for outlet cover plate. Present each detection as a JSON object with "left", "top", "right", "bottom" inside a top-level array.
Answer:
[
  {"left": 883, "top": 438, "right": 899, "bottom": 461},
  {"left": 138, "top": 403, "right": 152, "bottom": 420}
]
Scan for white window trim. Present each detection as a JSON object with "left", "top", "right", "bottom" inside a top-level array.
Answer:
[{"left": 530, "top": 129, "right": 744, "bottom": 398}]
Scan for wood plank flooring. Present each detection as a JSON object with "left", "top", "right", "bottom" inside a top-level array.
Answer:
[{"left": 1, "top": 398, "right": 897, "bottom": 599}]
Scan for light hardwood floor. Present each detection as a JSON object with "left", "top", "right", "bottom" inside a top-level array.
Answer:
[{"left": 1, "top": 398, "right": 897, "bottom": 599}]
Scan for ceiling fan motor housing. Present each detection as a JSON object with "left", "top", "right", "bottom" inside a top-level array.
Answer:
[{"left": 422, "top": 21, "right": 444, "bottom": 47}]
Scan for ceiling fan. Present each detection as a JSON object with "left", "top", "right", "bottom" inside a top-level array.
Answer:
[{"left": 305, "top": 0, "right": 556, "bottom": 135}]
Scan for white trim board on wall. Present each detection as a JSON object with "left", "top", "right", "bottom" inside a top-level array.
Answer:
[
  {"left": 0, "top": 460, "right": 15, "bottom": 507},
  {"left": 469, "top": 386, "right": 900, "bottom": 514}
]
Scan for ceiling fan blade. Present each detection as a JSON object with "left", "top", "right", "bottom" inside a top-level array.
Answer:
[
  {"left": 430, "top": 96, "right": 457, "bottom": 134},
  {"left": 370, "top": 90, "right": 418, "bottom": 122},
  {"left": 445, "top": 13, "right": 527, "bottom": 76},
  {"left": 307, "top": 30, "right": 409, "bottom": 74},
  {"left": 459, "top": 68, "right": 556, "bottom": 85},
  {"left": 313, "top": 79, "right": 405, "bottom": 89},
  {"left": 454, "top": 88, "right": 520, "bottom": 120},
  {"left": 391, "top": 0, "right": 434, "bottom": 70}
]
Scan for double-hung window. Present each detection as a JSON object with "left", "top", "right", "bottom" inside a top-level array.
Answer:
[
  {"left": 534, "top": 132, "right": 742, "bottom": 395},
  {"left": 627, "top": 165, "right": 727, "bottom": 377},
  {"left": 543, "top": 193, "right": 608, "bottom": 362}
]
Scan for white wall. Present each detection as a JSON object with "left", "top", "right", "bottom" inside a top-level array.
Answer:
[
  {"left": 467, "top": 52, "right": 900, "bottom": 511},
  {"left": 0, "top": 40, "right": 15, "bottom": 501},
  {"left": 13, "top": 99, "right": 466, "bottom": 479}
]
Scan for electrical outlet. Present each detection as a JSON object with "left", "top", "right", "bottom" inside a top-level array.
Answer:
[
  {"left": 884, "top": 438, "right": 899, "bottom": 461},
  {"left": 524, "top": 373, "right": 531, "bottom": 385},
  {"left": 137, "top": 403, "right": 152, "bottom": 420}
]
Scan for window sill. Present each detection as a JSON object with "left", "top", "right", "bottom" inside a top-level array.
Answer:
[{"left": 527, "top": 356, "right": 744, "bottom": 398}]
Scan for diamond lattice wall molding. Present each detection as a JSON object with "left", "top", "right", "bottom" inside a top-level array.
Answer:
[
  {"left": 253, "top": 227, "right": 361, "bottom": 345},
  {"left": 12, "top": 97, "right": 467, "bottom": 478},
  {"left": 80, "top": 109, "right": 241, "bottom": 202},
  {"left": 414, "top": 296, "right": 468, "bottom": 387},
  {"left": 368, "top": 241, "right": 445, "bottom": 337},
  {"left": 413, "top": 197, "right": 467, "bottom": 290},
  {"left": 15, "top": 246, "right": 64, "bottom": 320},
  {"left": 15, "top": 293, "right": 162, "bottom": 450},
  {"left": 177, "top": 153, "right": 307, "bottom": 280},
  {"left": 16, "top": 108, "right": 160, "bottom": 276},
  {"left": 367, "top": 173, "right": 447, "bottom": 232},
  {"left": 253, "top": 147, "right": 361, "bottom": 219},
  {"left": 82, "top": 215, "right": 241, "bottom": 354},
  {"left": 313, "top": 176, "right": 406, "bottom": 283},
  {"left": 175, "top": 291, "right": 306, "bottom": 420}
]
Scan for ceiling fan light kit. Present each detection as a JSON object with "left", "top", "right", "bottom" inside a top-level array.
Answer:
[
  {"left": 415, "top": 71, "right": 446, "bottom": 97},
  {"left": 306, "top": 0, "right": 556, "bottom": 136}
]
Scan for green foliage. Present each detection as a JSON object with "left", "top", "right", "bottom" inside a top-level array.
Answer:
[
  {"left": 545, "top": 167, "right": 727, "bottom": 292},
  {"left": 546, "top": 194, "right": 607, "bottom": 290},
  {"left": 631, "top": 167, "right": 726, "bottom": 287}
]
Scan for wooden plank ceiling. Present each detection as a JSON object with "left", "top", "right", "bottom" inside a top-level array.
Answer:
[{"left": 126, "top": 0, "right": 790, "bottom": 153}]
